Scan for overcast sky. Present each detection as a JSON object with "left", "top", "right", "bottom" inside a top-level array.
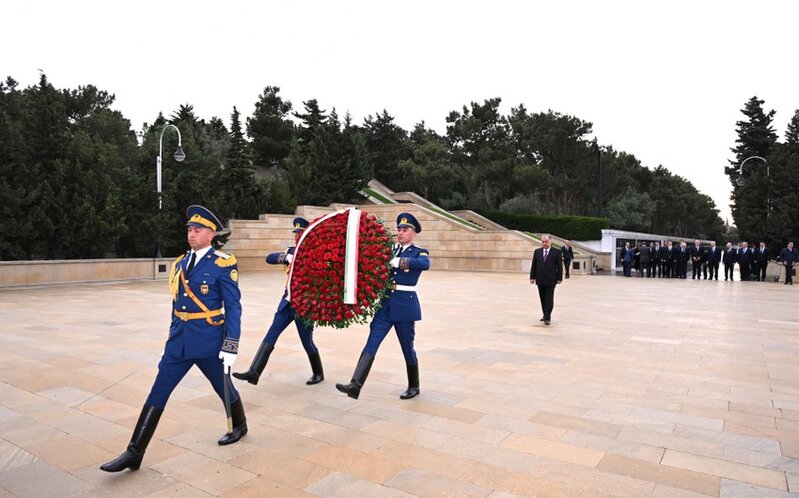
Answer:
[{"left": 4, "top": 1, "right": 798, "bottom": 223}]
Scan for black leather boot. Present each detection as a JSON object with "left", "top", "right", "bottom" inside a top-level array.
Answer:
[
  {"left": 232, "top": 342, "right": 273, "bottom": 385},
  {"left": 218, "top": 397, "right": 247, "bottom": 445},
  {"left": 306, "top": 351, "right": 324, "bottom": 385},
  {"left": 335, "top": 352, "right": 374, "bottom": 399},
  {"left": 400, "top": 363, "right": 420, "bottom": 399},
  {"left": 100, "top": 405, "right": 163, "bottom": 472}
]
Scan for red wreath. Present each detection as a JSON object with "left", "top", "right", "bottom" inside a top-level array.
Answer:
[{"left": 289, "top": 211, "right": 393, "bottom": 328}]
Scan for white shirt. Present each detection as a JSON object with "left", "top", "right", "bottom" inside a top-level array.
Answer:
[{"left": 191, "top": 245, "right": 213, "bottom": 263}]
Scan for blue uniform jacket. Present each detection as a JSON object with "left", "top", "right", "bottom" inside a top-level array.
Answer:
[
  {"left": 266, "top": 247, "right": 295, "bottom": 311},
  {"left": 167, "top": 249, "right": 241, "bottom": 359},
  {"left": 386, "top": 244, "right": 430, "bottom": 322}
]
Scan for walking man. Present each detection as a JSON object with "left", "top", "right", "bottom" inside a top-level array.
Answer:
[
  {"left": 529, "top": 234, "right": 563, "bottom": 325},
  {"left": 100, "top": 205, "right": 246, "bottom": 473},
  {"left": 336, "top": 213, "right": 430, "bottom": 400},
  {"left": 778, "top": 241, "right": 798, "bottom": 285},
  {"left": 233, "top": 217, "right": 324, "bottom": 387}
]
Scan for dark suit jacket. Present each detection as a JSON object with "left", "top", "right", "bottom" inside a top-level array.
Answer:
[
  {"left": 778, "top": 247, "right": 798, "bottom": 264},
  {"left": 754, "top": 247, "right": 770, "bottom": 264},
  {"left": 706, "top": 246, "right": 721, "bottom": 263},
  {"left": 530, "top": 247, "right": 563, "bottom": 286},
  {"left": 722, "top": 248, "right": 738, "bottom": 265},
  {"left": 562, "top": 245, "right": 574, "bottom": 262},
  {"left": 738, "top": 248, "right": 753, "bottom": 265},
  {"left": 690, "top": 245, "right": 705, "bottom": 263}
]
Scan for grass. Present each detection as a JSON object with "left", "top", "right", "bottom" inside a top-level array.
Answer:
[
  {"left": 425, "top": 205, "right": 485, "bottom": 230},
  {"left": 361, "top": 187, "right": 393, "bottom": 204}
]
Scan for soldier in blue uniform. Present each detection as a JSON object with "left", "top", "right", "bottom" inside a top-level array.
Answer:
[
  {"left": 336, "top": 212, "right": 430, "bottom": 400},
  {"left": 233, "top": 217, "right": 325, "bottom": 386},
  {"left": 101, "top": 205, "right": 246, "bottom": 473}
]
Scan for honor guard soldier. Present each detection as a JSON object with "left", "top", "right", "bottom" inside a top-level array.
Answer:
[
  {"left": 101, "top": 205, "right": 246, "bottom": 473},
  {"left": 233, "top": 217, "right": 325, "bottom": 386},
  {"left": 336, "top": 212, "right": 430, "bottom": 400}
]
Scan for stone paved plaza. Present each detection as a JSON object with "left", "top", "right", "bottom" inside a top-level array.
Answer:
[{"left": 1, "top": 270, "right": 798, "bottom": 497}]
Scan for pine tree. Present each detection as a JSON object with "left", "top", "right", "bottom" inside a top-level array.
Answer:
[
  {"left": 726, "top": 96, "right": 777, "bottom": 243},
  {"left": 246, "top": 86, "right": 294, "bottom": 170}
]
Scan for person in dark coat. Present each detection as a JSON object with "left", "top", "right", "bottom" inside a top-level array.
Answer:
[
  {"left": 705, "top": 241, "right": 722, "bottom": 280},
  {"left": 722, "top": 241, "right": 737, "bottom": 281},
  {"left": 753, "top": 241, "right": 771, "bottom": 282},
  {"left": 778, "top": 241, "right": 798, "bottom": 285},
  {"left": 638, "top": 242, "right": 651, "bottom": 278},
  {"left": 663, "top": 240, "right": 675, "bottom": 278},
  {"left": 561, "top": 240, "right": 575, "bottom": 279},
  {"left": 690, "top": 240, "right": 705, "bottom": 280},
  {"left": 529, "top": 234, "right": 563, "bottom": 325},
  {"left": 738, "top": 242, "right": 753, "bottom": 281},
  {"left": 677, "top": 241, "right": 689, "bottom": 279},
  {"left": 621, "top": 242, "right": 634, "bottom": 277}
]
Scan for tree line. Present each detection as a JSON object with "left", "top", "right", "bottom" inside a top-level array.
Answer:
[{"left": 1, "top": 74, "right": 744, "bottom": 260}]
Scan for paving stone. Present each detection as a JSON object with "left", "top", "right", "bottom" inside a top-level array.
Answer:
[{"left": 2, "top": 271, "right": 799, "bottom": 496}]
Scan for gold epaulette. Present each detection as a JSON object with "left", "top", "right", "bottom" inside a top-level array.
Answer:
[
  {"left": 214, "top": 250, "right": 237, "bottom": 267},
  {"left": 168, "top": 255, "right": 184, "bottom": 300}
]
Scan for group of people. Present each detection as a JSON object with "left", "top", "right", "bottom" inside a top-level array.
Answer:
[
  {"left": 620, "top": 239, "right": 798, "bottom": 284},
  {"left": 101, "top": 206, "right": 430, "bottom": 473}
]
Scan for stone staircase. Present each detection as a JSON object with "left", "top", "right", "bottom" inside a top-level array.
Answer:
[{"left": 225, "top": 203, "right": 599, "bottom": 275}]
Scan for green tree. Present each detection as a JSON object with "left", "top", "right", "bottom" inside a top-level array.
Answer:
[
  {"left": 221, "top": 106, "right": 259, "bottom": 219},
  {"left": 247, "top": 86, "right": 294, "bottom": 170},
  {"left": 726, "top": 96, "right": 777, "bottom": 243},
  {"left": 362, "top": 110, "right": 410, "bottom": 185}
]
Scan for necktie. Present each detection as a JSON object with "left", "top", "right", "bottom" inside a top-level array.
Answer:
[
  {"left": 186, "top": 252, "right": 196, "bottom": 276},
  {"left": 544, "top": 249, "right": 548, "bottom": 260},
  {"left": 395, "top": 245, "right": 402, "bottom": 257}
]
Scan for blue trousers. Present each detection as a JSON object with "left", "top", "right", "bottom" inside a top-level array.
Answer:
[
  {"left": 146, "top": 353, "right": 239, "bottom": 410},
  {"left": 363, "top": 305, "right": 417, "bottom": 365},
  {"left": 263, "top": 300, "right": 317, "bottom": 353}
]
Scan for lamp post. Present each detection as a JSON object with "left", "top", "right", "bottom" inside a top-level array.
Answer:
[
  {"left": 736, "top": 155, "right": 769, "bottom": 224},
  {"left": 157, "top": 124, "right": 186, "bottom": 210},
  {"left": 735, "top": 155, "right": 767, "bottom": 187},
  {"left": 154, "top": 124, "right": 186, "bottom": 259},
  {"left": 594, "top": 140, "right": 603, "bottom": 217}
]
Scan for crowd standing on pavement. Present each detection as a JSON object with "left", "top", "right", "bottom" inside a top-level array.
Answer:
[{"left": 620, "top": 239, "right": 798, "bottom": 284}]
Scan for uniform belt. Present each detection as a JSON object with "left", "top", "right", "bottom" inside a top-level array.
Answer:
[
  {"left": 174, "top": 309, "right": 223, "bottom": 322},
  {"left": 391, "top": 283, "right": 416, "bottom": 292}
]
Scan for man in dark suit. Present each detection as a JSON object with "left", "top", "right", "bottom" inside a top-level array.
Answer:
[
  {"left": 690, "top": 240, "right": 705, "bottom": 280},
  {"left": 722, "top": 242, "right": 737, "bottom": 281},
  {"left": 754, "top": 241, "right": 770, "bottom": 282},
  {"left": 677, "top": 241, "right": 689, "bottom": 278},
  {"left": 653, "top": 241, "right": 663, "bottom": 277},
  {"left": 663, "top": 240, "right": 675, "bottom": 278},
  {"left": 778, "top": 241, "right": 798, "bottom": 285},
  {"left": 705, "top": 241, "right": 721, "bottom": 280},
  {"left": 638, "top": 242, "right": 651, "bottom": 278},
  {"left": 529, "top": 234, "right": 563, "bottom": 326},
  {"left": 561, "top": 240, "right": 575, "bottom": 279},
  {"left": 621, "top": 242, "right": 634, "bottom": 277},
  {"left": 738, "top": 242, "right": 753, "bottom": 281}
]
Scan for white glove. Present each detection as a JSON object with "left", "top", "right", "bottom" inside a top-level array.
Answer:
[
  {"left": 285, "top": 253, "right": 294, "bottom": 264},
  {"left": 390, "top": 257, "right": 400, "bottom": 268},
  {"left": 219, "top": 351, "right": 237, "bottom": 371}
]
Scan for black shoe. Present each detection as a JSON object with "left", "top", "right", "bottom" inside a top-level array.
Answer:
[
  {"left": 100, "top": 405, "right": 163, "bottom": 472},
  {"left": 544, "top": 320, "right": 550, "bottom": 325},
  {"left": 218, "top": 397, "right": 247, "bottom": 445},
  {"left": 539, "top": 317, "right": 546, "bottom": 322},
  {"left": 232, "top": 342, "right": 274, "bottom": 385},
  {"left": 336, "top": 352, "right": 374, "bottom": 400},
  {"left": 400, "top": 363, "right": 420, "bottom": 399},
  {"left": 306, "top": 351, "right": 325, "bottom": 385}
]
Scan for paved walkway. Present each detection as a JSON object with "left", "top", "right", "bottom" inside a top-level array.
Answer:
[{"left": 1, "top": 271, "right": 798, "bottom": 497}]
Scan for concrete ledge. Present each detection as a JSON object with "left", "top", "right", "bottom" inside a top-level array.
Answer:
[{"left": 0, "top": 258, "right": 176, "bottom": 288}]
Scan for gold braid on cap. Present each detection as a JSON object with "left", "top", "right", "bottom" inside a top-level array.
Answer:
[{"left": 188, "top": 214, "right": 217, "bottom": 231}]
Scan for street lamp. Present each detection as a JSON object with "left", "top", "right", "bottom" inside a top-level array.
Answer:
[
  {"left": 156, "top": 124, "right": 185, "bottom": 210},
  {"left": 593, "top": 140, "right": 603, "bottom": 217},
  {"left": 736, "top": 155, "right": 767, "bottom": 187}
]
